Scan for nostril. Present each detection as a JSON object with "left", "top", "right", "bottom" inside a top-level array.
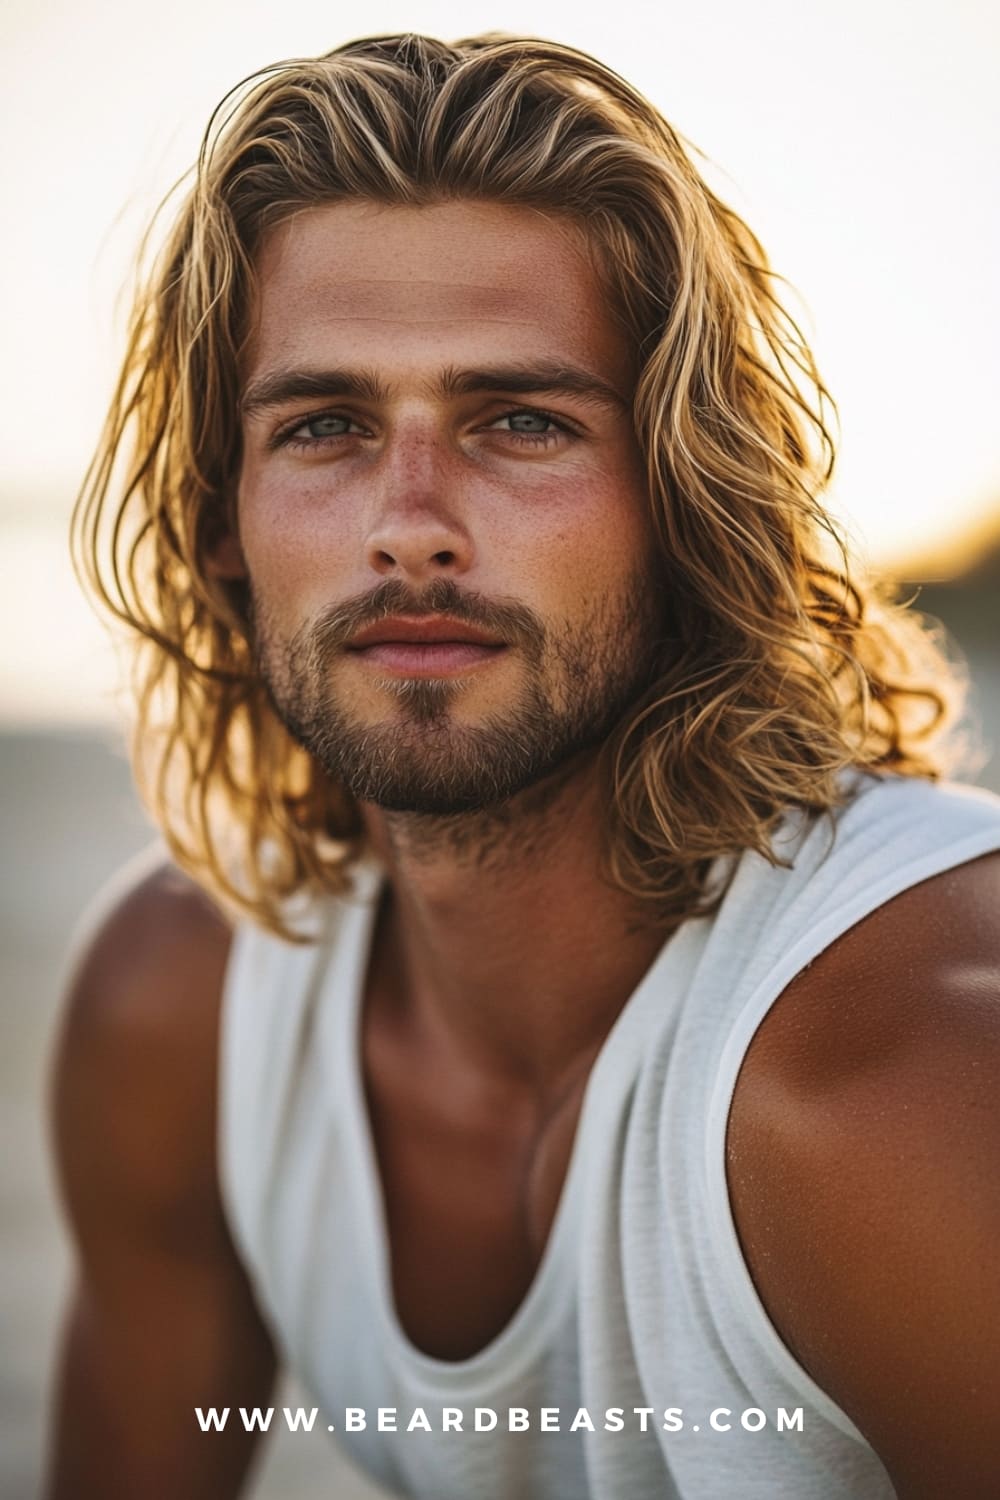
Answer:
[{"left": 433, "top": 550, "right": 456, "bottom": 565}]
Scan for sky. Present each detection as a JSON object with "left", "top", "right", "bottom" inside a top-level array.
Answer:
[{"left": 1, "top": 0, "right": 998, "bottom": 722}]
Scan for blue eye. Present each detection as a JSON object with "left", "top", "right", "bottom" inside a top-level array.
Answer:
[
  {"left": 501, "top": 411, "right": 554, "bottom": 433},
  {"left": 300, "top": 414, "right": 353, "bottom": 438},
  {"left": 492, "top": 409, "right": 570, "bottom": 446},
  {"left": 273, "top": 412, "right": 363, "bottom": 452}
]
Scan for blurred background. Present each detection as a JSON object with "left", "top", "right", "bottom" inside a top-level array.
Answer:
[{"left": 2, "top": 0, "right": 998, "bottom": 1495}]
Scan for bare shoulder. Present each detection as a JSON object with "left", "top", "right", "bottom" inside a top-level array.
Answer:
[
  {"left": 52, "top": 854, "right": 235, "bottom": 1236},
  {"left": 727, "top": 850, "right": 1000, "bottom": 1497},
  {"left": 63, "top": 851, "right": 233, "bottom": 1025}
]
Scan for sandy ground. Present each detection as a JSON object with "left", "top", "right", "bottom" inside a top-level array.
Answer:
[{"left": 2, "top": 655, "right": 997, "bottom": 1497}]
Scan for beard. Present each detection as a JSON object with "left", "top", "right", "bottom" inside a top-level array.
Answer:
[{"left": 251, "top": 570, "right": 667, "bottom": 817}]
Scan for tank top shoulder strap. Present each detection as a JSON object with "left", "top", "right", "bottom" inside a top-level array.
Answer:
[
  {"left": 217, "top": 913, "right": 328, "bottom": 1272},
  {"left": 216, "top": 857, "right": 383, "bottom": 1277}
]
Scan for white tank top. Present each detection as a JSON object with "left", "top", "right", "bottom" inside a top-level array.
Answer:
[{"left": 218, "top": 770, "right": 1000, "bottom": 1499}]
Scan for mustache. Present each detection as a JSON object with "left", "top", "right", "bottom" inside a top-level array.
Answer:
[{"left": 303, "top": 578, "right": 547, "bottom": 664}]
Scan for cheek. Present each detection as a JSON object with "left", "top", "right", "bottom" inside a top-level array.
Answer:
[
  {"left": 237, "top": 473, "right": 358, "bottom": 614},
  {"left": 509, "top": 464, "right": 654, "bottom": 603}
]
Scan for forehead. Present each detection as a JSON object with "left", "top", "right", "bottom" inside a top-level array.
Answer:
[{"left": 245, "top": 199, "right": 632, "bottom": 386}]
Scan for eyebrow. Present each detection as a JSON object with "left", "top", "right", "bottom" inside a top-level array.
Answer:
[{"left": 239, "top": 360, "right": 629, "bottom": 420}]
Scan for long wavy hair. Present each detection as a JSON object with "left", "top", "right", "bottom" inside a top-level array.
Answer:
[{"left": 73, "top": 31, "right": 976, "bottom": 938}]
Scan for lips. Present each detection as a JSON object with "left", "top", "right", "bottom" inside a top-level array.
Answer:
[
  {"left": 347, "top": 615, "right": 505, "bottom": 649},
  {"left": 344, "top": 614, "right": 509, "bottom": 678}
]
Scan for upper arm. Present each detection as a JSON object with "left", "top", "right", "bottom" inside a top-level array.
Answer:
[
  {"left": 45, "top": 860, "right": 276, "bottom": 1500},
  {"left": 726, "top": 851, "right": 1000, "bottom": 1499}
]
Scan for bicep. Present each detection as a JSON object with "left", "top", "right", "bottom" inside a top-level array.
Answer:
[
  {"left": 727, "top": 855, "right": 1000, "bottom": 1497},
  {"left": 44, "top": 861, "right": 276, "bottom": 1500},
  {"left": 48, "top": 1245, "right": 276, "bottom": 1500},
  {"left": 743, "top": 1057, "right": 1000, "bottom": 1497}
]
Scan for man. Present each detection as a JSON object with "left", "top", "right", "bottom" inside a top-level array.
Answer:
[{"left": 47, "top": 32, "right": 1000, "bottom": 1500}]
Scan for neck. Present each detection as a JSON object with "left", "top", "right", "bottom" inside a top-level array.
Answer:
[{"left": 359, "top": 754, "right": 672, "bottom": 1095}]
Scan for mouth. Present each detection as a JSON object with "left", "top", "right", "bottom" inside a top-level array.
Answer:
[{"left": 345, "top": 615, "right": 509, "bottom": 677}]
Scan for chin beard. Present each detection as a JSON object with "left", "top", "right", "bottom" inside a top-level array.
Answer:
[
  {"left": 270, "top": 670, "right": 639, "bottom": 816},
  {"left": 252, "top": 572, "right": 667, "bottom": 818}
]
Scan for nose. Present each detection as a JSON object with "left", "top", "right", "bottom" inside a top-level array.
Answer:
[{"left": 363, "top": 425, "right": 474, "bottom": 582}]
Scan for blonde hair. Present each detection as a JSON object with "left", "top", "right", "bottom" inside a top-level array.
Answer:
[{"left": 73, "top": 31, "right": 975, "bottom": 938}]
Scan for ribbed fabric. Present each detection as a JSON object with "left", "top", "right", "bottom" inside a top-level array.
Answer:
[{"left": 218, "top": 770, "right": 1000, "bottom": 1498}]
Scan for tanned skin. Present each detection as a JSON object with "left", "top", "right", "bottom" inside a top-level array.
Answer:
[
  {"left": 46, "top": 200, "right": 1000, "bottom": 1498},
  {"left": 46, "top": 870, "right": 274, "bottom": 1498}
]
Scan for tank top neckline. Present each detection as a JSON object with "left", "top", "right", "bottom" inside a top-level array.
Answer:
[{"left": 317, "top": 854, "right": 705, "bottom": 1397}]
